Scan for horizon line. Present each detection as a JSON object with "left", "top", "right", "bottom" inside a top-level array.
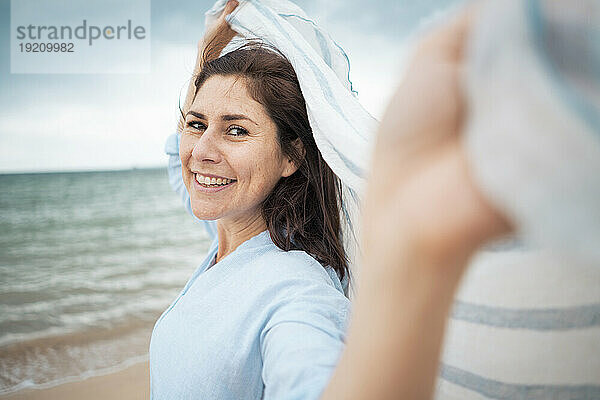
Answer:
[{"left": 0, "top": 165, "right": 166, "bottom": 176}]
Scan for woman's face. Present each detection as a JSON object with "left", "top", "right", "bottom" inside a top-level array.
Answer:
[{"left": 180, "top": 75, "right": 297, "bottom": 224}]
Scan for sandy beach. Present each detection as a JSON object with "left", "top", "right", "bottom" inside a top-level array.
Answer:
[{"left": 1, "top": 361, "right": 149, "bottom": 400}]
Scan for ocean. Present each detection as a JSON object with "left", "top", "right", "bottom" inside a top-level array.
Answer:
[{"left": 0, "top": 168, "right": 212, "bottom": 395}]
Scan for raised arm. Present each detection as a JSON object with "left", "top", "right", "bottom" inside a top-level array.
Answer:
[
  {"left": 321, "top": 6, "right": 511, "bottom": 400},
  {"left": 176, "top": 0, "right": 238, "bottom": 133}
]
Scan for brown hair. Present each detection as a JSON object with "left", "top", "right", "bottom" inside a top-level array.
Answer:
[{"left": 184, "top": 42, "right": 349, "bottom": 285}]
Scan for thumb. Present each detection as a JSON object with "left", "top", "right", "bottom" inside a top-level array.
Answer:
[{"left": 417, "top": 2, "right": 480, "bottom": 62}]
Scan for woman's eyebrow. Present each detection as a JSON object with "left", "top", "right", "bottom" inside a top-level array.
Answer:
[
  {"left": 185, "top": 111, "right": 258, "bottom": 126},
  {"left": 221, "top": 114, "right": 258, "bottom": 126},
  {"left": 186, "top": 110, "right": 205, "bottom": 119}
]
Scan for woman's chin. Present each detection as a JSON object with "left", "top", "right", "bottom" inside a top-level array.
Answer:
[
  {"left": 189, "top": 203, "right": 223, "bottom": 221},
  {"left": 192, "top": 210, "right": 222, "bottom": 221}
]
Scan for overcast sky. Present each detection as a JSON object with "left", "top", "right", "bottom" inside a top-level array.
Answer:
[{"left": 0, "top": 0, "right": 458, "bottom": 173}]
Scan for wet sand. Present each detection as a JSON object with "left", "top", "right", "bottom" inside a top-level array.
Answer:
[{"left": 1, "top": 360, "right": 149, "bottom": 400}]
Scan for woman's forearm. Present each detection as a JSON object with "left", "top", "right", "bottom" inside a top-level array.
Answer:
[
  {"left": 321, "top": 241, "right": 468, "bottom": 400},
  {"left": 321, "top": 8, "right": 510, "bottom": 396}
]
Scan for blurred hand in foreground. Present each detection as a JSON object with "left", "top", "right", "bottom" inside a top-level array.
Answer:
[
  {"left": 362, "top": 6, "right": 511, "bottom": 274},
  {"left": 324, "top": 7, "right": 513, "bottom": 400}
]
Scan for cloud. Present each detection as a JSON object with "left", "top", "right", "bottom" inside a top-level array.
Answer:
[
  {"left": 0, "top": 43, "right": 197, "bottom": 172},
  {"left": 0, "top": 0, "right": 460, "bottom": 173}
]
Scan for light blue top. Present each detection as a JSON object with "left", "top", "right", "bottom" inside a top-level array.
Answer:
[{"left": 148, "top": 133, "right": 351, "bottom": 399}]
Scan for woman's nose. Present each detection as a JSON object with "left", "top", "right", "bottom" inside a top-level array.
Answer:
[{"left": 191, "top": 128, "right": 222, "bottom": 163}]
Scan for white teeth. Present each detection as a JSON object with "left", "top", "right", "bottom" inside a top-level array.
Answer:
[{"left": 195, "top": 174, "right": 235, "bottom": 187}]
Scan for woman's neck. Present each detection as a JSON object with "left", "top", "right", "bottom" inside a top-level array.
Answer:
[{"left": 215, "top": 213, "right": 267, "bottom": 263}]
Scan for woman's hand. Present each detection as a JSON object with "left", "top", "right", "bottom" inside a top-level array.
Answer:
[
  {"left": 362, "top": 5, "right": 511, "bottom": 275},
  {"left": 323, "top": 6, "right": 512, "bottom": 400},
  {"left": 199, "top": 0, "right": 239, "bottom": 65}
]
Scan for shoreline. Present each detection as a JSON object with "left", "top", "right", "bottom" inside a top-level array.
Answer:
[{"left": 0, "top": 360, "right": 149, "bottom": 400}]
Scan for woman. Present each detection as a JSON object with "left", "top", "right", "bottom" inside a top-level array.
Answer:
[
  {"left": 154, "top": 0, "right": 600, "bottom": 398},
  {"left": 149, "top": 1, "right": 352, "bottom": 399},
  {"left": 152, "top": 2, "right": 500, "bottom": 399}
]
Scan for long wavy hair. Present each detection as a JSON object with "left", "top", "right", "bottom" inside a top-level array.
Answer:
[{"left": 183, "top": 42, "right": 349, "bottom": 284}]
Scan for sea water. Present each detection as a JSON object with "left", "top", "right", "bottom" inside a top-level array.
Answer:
[{"left": 0, "top": 168, "right": 211, "bottom": 394}]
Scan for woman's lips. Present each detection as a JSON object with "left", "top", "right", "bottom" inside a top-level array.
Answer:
[{"left": 193, "top": 173, "right": 236, "bottom": 193}]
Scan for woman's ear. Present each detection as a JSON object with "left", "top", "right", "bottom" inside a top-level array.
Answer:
[{"left": 281, "top": 138, "right": 305, "bottom": 177}]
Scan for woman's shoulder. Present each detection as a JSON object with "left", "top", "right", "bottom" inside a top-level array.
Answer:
[
  {"left": 228, "top": 231, "right": 351, "bottom": 333},
  {"left": 251, "top": 245, "right": 351, "bottom": 327},
  {"left": 243, "top": 235, "right": 348, "bottom": 298},
  {"left": 255, "top": 245, "right": 337, "bottom": 283}
]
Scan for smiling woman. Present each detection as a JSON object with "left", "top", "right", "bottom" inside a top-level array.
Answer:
[
  {"left": 148, "top": 2, "right": 353, "bottom": 399},
  {"left": 179, "top": 44, "right": 348, "bottom": 277},
  {"left": 181, "top": 73, "right": 290, "bottom": 221}
]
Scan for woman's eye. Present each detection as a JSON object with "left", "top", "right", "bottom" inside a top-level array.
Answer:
[
  {"left": 187, "top": 121, "right": 206, "bottom": 131},
  {"left": 228, "top": 125, "right": 249, "bottom": 137}
]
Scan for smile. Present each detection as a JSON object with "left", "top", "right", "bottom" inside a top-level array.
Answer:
[{"left": 195, "top": 173, "right": 237, "bottom": 188}]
